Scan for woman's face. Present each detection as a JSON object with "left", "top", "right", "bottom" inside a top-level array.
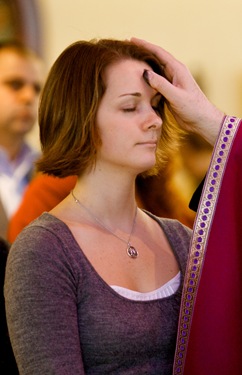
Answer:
[{"left": 95, "top": 59, "right": 163, "bottom": 176}]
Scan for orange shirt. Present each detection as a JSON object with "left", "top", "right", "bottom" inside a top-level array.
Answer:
[{"left": 8, "top": 174, "right": 77, "bottom": 243}]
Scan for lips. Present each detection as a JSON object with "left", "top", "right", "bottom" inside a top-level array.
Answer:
[{"left": 136, "top": 140, "right": 157, "bottom": 146}]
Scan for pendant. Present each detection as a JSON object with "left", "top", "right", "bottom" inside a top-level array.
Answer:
[{"left": 127, "top": 244, "right": 138, "bottom": 259}]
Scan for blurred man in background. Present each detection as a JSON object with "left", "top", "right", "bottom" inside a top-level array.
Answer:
[{"left": 0, "top": 40, "right": 43, "bottom": 239}]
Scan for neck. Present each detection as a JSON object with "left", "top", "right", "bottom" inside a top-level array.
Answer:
[
  {"left": 72, "top": 170, "right": 138, "bottom": 229},
  {"left": 78, "top": 166, "right": 137, "bottom": 203},
  {"left": 0, "top": 133, "right": 24, "bottom": 161}
]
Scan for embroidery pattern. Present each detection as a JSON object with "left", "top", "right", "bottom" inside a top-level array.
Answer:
[{"left": 173, "top": 116, "right": 241, "bottom": 374}]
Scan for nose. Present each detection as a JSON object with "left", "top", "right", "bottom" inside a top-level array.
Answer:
[{"left": 145, "top": 108, "right": 163, "bottom": 131}]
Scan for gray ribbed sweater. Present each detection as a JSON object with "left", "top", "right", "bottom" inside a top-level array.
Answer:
[{"left": 4, "top": 212, "right": 191, "bottom": 374}]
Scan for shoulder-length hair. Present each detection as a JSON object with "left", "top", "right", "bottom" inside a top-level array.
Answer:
[{"left": 36, "top": 39, "right": 181, "bottom": 177}]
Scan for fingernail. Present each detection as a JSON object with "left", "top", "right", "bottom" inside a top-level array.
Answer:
[{"left": 143, "top": 69, "right": 151, "bottom": 86}]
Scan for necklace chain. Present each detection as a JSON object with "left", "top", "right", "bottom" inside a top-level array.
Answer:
[{"left": 71, "top": 190, "right": 139, "bottom": 259}]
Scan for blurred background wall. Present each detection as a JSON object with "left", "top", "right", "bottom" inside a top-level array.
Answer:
[
  {"left": 1, "top": 0, "right": 242, "bottom": 146},
  {"left": 39, "top": 0, "right": 242, "bottom": 120}
]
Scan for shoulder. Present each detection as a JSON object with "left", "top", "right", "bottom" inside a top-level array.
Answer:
[
  {"left": 144, "top": 210, "right": 192, "bottom": 272},
  {"left": 158, "top": 216, "right": 192, "bottom": 256},
  {"left": 7, "top": 213, "right": 79, "bottom": 274},
  {"left": 13, "top": 212, "right": 70, "bottom": 244},
  {"left": 5, "top": 213, "right": 82, "bottom": 300},
  {"left": 158, "top": 217, "right": 192, "bottom": 274},
  {"left": 144, "top": 210, "right": 192, "bottom": 239},
  {"left": 159, "top": 217, "right": 192, "bottom": 238}
]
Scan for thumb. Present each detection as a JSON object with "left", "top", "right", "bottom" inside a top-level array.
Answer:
[{"left": 144, "top": 70, "right": 180, "bottom": 102}]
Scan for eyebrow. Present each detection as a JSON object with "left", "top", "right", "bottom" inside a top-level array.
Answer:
[
  {"left": 119, "top": 92, "right": 141, "bottom": 98},
  {"left": 118, "top": 92, "right": 162, "bottom": 100}
]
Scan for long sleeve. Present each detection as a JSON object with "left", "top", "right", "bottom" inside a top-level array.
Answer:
[{"left": 4, "top": 224, "right": 85, "bottom": 375}]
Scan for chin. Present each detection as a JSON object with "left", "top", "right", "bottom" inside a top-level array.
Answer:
[{"left": 137, "top": 161, "right": 156, "bottom": 175}]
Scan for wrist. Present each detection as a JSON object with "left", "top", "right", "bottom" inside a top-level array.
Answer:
[{"left": 198, "top": 107, "right": 225, "bottom": 146}]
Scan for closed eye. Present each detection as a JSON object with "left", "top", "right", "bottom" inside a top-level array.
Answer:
[{"left": 123, "top": 107, "right": 136, "bottom": 112}]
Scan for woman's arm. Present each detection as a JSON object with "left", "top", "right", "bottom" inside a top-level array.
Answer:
[{"left": 4, "top": 225, "right": 85, "bottom": 374}]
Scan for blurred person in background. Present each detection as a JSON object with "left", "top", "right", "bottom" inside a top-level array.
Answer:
[
  {"left": 7, "top": 173, "right": 77, "bottom": 243},
  {"left": 0, "top": 40, "right": 43, "bottom": 240}
]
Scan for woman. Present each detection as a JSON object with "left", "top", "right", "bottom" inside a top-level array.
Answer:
[
  {"left": 132, "top": 38, "right": 242, "bottom": 375},
  {"left": 4, "top": 39, "right": 192, "bottom": 374}
]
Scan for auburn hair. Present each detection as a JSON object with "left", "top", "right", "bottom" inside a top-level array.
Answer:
[{"left": 36, "top": 39, "right": 181, "bottom": 177}]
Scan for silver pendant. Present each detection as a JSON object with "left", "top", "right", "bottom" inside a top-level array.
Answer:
[{"left": 127, "top": 244, "right": 138, "bottom": 259}]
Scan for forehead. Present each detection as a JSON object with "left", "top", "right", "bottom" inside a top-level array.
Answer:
[
  {"left": 103, "top": 59, "right": 154, "bottom": 95},
  {"left": 0, "top": 50, "right": 43, "bottom": 82}
]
